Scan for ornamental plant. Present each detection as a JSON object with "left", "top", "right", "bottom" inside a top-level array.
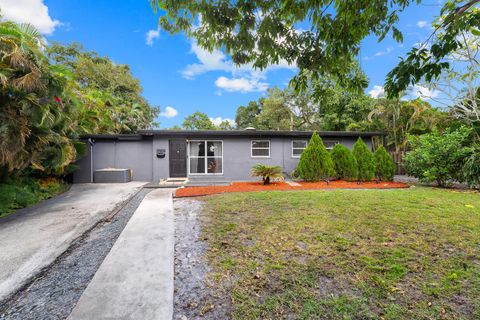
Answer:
[
  {"left": 330, "top": 144, "right": 358, "bottom": 181},
  {"left": 352, "top": 138, "right": 375, "bottom": 181},
  {"left": 296, "top": 131, "right": 336, "bottom": 182},
  {"left": 251, "top": 164, "right": 284, "bottom": 185},
  {"left": 374, "top": 146, "right": 396, "bottom": 181}
]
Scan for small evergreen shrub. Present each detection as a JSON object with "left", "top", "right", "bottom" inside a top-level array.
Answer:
[
  {"left": 296, "top": 131, "right": 336, "bottom": 181},
  {"left": 352, "top": 138, "right": 375, "bottom": 181},
  {"left": 374, "top": 146, "right": 396, "bottom": 181},
  {"left": 330, "top": 144, "right": 358, "bottom": 181}
]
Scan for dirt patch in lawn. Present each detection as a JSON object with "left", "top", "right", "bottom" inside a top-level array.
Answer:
[{"left": 175, "top": 180, "right": 408, "bottom": 198}]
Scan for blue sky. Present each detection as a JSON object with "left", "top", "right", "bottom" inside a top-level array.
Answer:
[{"left": 0, "top": 0, "right": 444, "bottom": 128}]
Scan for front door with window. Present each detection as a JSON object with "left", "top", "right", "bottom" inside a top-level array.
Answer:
[
  {"left": 188, "top": 140, "right": 223, "bottom": 175},
  {"left": 169, "top": 139, "right": 187, "bottom": 177}
]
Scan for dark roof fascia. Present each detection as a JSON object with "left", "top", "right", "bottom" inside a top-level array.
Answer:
[
  {"left": 138, "top": 130, "right": 387, "bottom": 138},
  {"left": 80, "top": 130, "right": 387, "bottom": 140},
  {"left": 79, "top": 134, "right": 145, "bottom": 141}
]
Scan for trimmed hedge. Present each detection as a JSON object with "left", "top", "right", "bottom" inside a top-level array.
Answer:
[
  {"left": 374, "top": 146, "right": 396, "bottom": 181},
  {"left": 352, "top": 138, "right": 375, "bottom": 181},
  {"left": 330, "top": 144, "right": 358, "bottom": 181},
  {"left": 297, "top": 131, "right": 336, "bottom": 181}
]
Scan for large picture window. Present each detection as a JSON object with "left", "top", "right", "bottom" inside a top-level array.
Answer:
[
  {"left": 189, "top": 140, "right": 223, "bottom": 174},
  {"left": 251, "top": 140, "right": 270, "bottom": 158},
  {"left": 292, "top": 140, "right": 308, "bottom": 158}
]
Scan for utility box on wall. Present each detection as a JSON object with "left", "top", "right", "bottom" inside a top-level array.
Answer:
[
  {"left": 156, "top": 149, "right": 166, "bottom": 158},
  {"left": 94, "top": 168, "right": 132, "bottom": 183}
]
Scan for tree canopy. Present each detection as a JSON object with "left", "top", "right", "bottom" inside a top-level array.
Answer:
[
  {"left": 151, "top": 0, "right": 479, "bottom": 97},
  {"left": 47, "top": 43, "right": 159, "bottom": 134}
]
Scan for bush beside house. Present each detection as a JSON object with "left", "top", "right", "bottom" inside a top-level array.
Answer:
[
  {"left": 330, "top": 144, "right": 358, "bottom": 181},
  {"left": 297, "top": 132, "right": 336, "bottom": 182},
  {"left": 403, "top": 127, "right": 475, "bottom": 187},
  {"left": 374, "top": 146, "right": 396, "bottom": 181},
  {"left": 352, "top": 138, "right": 375, "bottom": 181}
]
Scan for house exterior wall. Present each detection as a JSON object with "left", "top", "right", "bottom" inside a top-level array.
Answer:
[
  {"left": 198, "top": 136, "right": 366, "bottom": 181},
  {"left": 73, "top": 133, "right": 375, "bottom": 183},
  {"left": 74, "top": 139, "right": 154, "bottom": 183}
]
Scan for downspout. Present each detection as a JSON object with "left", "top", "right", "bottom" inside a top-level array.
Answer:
[{"left": 89, "top": 138, "right": 94, "bottom": 183}]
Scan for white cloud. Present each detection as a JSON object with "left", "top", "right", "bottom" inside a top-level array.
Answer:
[
  {"left": 0, "top": 0, "right": 60, "bottom": 35},
  {"left": 417, "top": 20, "right": 428, "bottom": 28},
  {"left": 368, "top": 85, "right": 386, "bottom": 99},
  {"left": 182, "top": 41, "right": 296, "bottom": 93},
  {"left": 210, "top": 117, "right": 235, "bottom": 126},
  {"left": 374, "top": 46, "right": 393, "bottom": 57},
  {"left": 182, "top": 42, "right": 231, "bottom": 78},
  {"left": 404, "top": 84, "right": 440, "bottom": 100},
  {"left": 159, "top": 106, "right": 178, "bottom": 118},
  {"left": 145, "top": 28, "right": 160, "bottom": 46},
  {"left": 215, "top": 76, "right": 268, "bottom": 93}
]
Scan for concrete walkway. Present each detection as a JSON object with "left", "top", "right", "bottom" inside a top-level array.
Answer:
[
  {"left": 68, "top": 189, "right": 175, "bottom": 320},
  {"left": 0, "top": 182, "right": 145, "bottom": 303}
]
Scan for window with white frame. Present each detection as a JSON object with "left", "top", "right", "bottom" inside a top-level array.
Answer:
[
  {"left": 324, "top": 140, "right": 339, "bottom": 150},
  {"left": 189, "top": 140, "right": 223, "bottom": 174},
  {"left": 251, "top": 140, "right": 270, "bottom": 157},
  {"left": 292, "top": 140, "right": 308, "bottom": 158}
]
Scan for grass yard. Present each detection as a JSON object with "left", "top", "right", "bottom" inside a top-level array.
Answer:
[{"left": 202, "top": 187, "right": 480, "bottom": 319}]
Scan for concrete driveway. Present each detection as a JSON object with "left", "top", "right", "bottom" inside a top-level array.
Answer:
[{"left": 0, "top": 182, "right": 145, "bottom": 302}]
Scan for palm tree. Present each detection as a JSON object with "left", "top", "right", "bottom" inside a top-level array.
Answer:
[{"left": 0, "top": 20, "right": 81, "bottom": 178}]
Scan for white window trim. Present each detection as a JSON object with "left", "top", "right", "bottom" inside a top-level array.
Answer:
[
  {"left": 324, "top": 140, "right": 340, "bottom": 150},
  {"left": 251, "top": 140, "right": 271, "bottom": 158},
  {"left": 291, "top": 140, "right": 308, "bottom": 158},
  {"left": 187, "top": 140, "right": 224, "bottom": 175}
]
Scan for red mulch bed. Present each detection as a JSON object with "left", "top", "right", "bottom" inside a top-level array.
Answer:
[{"left": 174, "top": 180, "right": 409, "bottom": 198}]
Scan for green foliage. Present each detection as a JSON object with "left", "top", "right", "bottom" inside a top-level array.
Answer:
[
  {"left": 330, "top": 144, "right": 358, "bottom": 181},
  {"left": 403, "top": 127, "right": 473, "bottom": 187},
  {"left": 235, "top": 101, "right": 261, "bottom": 129},
  {"left": 0, "top": 177, "right": 67, "bottom": 217},
  {"left": 374, "top": 146, "right": 396, "bottom": 181},
  {"left": 352, "top": 138, "right": 375, "bottom": 181},
  {"left": 182, "top": 111, "right": 216, "bottom": 130},
  {"left": 151, "top": 0, "right": 411, "bottom": 93},
  {"left": 385, "top": 1, "right": 480, "bottom": 97},
  {"left": 0, "top": 20, "right": 82, "bottom": 175},
  {"left": 152, "top": 0, "right": 475, "bottom": 98},
  {"left": 461, "top": 145, "right": 480, "bottom": 189},
  {"left": 250, "top": 164, "right": 284, "bottom": 185},
  {"left": 297, "top": 132, "right": 335, "bottom": 181},
  {"left": 47, "top": 43, "right": 159, "bottom": 134}
]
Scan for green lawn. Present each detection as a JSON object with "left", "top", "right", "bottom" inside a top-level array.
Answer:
[{"left": 202, "top": 187, "right": 480, "bottom": 319}]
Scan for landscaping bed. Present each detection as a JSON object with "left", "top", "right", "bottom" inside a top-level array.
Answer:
[
  {"left": 175, "top": 180, "right": 408, "bottom": 197},
  {"left": 188, "top": 188, "right": 480, "bottom": 319}
]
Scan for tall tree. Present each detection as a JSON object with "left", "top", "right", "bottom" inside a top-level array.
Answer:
[
  {"left": 235, "top": 101, "right": 261, "bottom": 129},
  {"left": 151, "top": 0, "right": 478, "bottom": 95},
  {"left": 255, "top": 88, "right": 293, "bottom": 130},
  {"left": 47, "top": 43, "right": 159, "bottom": 134},
  {"left": 0, "top": 21, "right": 83, "bottom": 177},
  {"left": 182, "top": 111, "right": 216, "bottom": 130}
]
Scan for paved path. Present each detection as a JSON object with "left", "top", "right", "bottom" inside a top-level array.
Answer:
[
  {"left": 0, "top": 182, "right": 145, "bottom": 302},
  {"left": 68, "top": 189, "right": 175, "bottom": 320}
]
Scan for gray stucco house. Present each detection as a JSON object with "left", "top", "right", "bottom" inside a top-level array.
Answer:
[{"left": 73, "top": 129, "right": 386, "bottom": 183}]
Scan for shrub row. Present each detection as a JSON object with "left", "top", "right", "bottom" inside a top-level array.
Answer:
[{"left": 296, "top": 132, "right": 395, "bottom": 182}]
